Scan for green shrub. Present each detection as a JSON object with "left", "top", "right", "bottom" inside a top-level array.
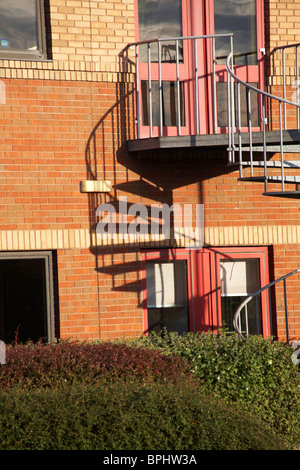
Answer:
[
  {"left": 0, "top": 381, "right": 287, "bottom": 450},
  {"left": 127, "top": 330, "right": 300, "bottom": 447},
  {"left": 0, "top": 340, "right": 193, "bottom": 390}
]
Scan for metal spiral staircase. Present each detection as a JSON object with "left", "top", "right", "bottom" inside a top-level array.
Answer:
[
  {"left": 226, "top": 45, "right": 300, "bottom": 341},
  {"left": 226, "top": 44, "right": 300, "bottom": 198}
]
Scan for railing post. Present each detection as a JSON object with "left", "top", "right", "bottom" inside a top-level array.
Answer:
[
  {"left": 237, "top": 82, "right": 243, "bottom": 177},
  {"left": 176, "top": 39, "right": 181, "bottom": 136},
  {"left": 283, "top": 278, "right": 290, "bottom": 344},
  {"left": 194, "top": 38, "right": 199, "bottom": 135},
  {"left": 135, "top": 44, "right": 140, "bottom": 139},
  {"left": 212, "top": 37, "right": 217, "bottom": 134},
  {"left": 282, "top": 49, "right": 286, "bottom": 129},
  {"left": 279, "top": 101, "right": 285, "bottom": 192},
  {"left": 247, "top": 88, "right": 254, "bottom": 177},
  {"left": 296, "top": 46, "right": 300, "bottom": 129},
  {"left": 158, "top": 40, "right": 163, "bottom": 136},
  {"left": 262, "top": 95, "right": 268, "bottom": 193},
  {"left": 230, "top": 37, "right": 235, "bottom": 162},
  {"left": 147, "top": 42, "right": 153, "bottom": 138}
]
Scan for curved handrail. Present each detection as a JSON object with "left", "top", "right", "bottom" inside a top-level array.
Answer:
[
  {"left": 226, "top": 51, "right": 300, "bottom": 109},
  {"left": 233, "top": 268, "right": 300, "bottom": 339},
  {"left": 225, "top": 51, "right": 300, "bottom": 192}
]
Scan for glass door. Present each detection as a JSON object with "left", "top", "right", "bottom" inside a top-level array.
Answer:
[
  {"left": 134, "top": 0, "right": 265, "bottom": 137},
  {"left": 135, "top": 0, "right": 204, "bottom": 137},
  {"left": 205, "top": 0, "right": 265, "bottom": 133}
]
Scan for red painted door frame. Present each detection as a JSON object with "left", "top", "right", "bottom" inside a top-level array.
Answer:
[
  {"left": 134, "top": 0, "right": 265, "bottom": 137},
  {"left": 141, "top": 246, "right": 271, "bottom": 338},
  {"left": 204, "top": 0, "right": 265, "bottom": 134},
  {"left": 213, "top": 246, "right": 271, "bottom": 338}
]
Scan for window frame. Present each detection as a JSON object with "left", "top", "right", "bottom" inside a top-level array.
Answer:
[
  {"left": 0, "top": 250, "right": 55, "bottom": 342},
  {"left": 214, "top": 247, "right": 271, "bottom": 337},
  {"left": 0, "top": 0, "right": 48, "bottom": 61},
  {"left": 141, "top": 249, "right": 196, "bottom": 335},
  {"left": 141, "top": 246, "right": 271, "bottom": 338},
  {"left": 134, "top": 0, "right": 265, "bottom": 137}
]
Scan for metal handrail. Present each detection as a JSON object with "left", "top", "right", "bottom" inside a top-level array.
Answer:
[
  {"left": 226, "top": 52, "right": 300, "bottom": 107},
  {"left": 123, "top": 34, "right": 234, "bottom": 139},
  {"left": 272, "top": 43, "right": 300, "bottom": 128},
  {"left": 226, "top": 51, "right": 300, "bottom": 192},
  {"left": 233, "top": 268, "right": 300, "bottom": 341}
]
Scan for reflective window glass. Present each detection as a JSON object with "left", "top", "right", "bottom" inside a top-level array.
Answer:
[
  {"left": 214, "top": 0, "right": 257, "bottom": 65},
  {"left": 0, "top": 0, "right": 46, "bottom": 58},
  {"left": 138, "top": 0, "right": 183, "bottom": 62},
  {"left": 141, "top": 80, "right": 185, "bottom": 127}
]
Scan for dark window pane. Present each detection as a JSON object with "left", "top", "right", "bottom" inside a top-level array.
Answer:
[
  {"left": 138, "top": 0, "right": 183, "bottom": 62},
  {"left": 0, "top": 258, "right": 48, "bottom": 343},
  {"left": 142, "top": 80, "right": 185, "bottom": 127},
  {"left": 214, "top": 0, "right": 257, "bottom": 65},
  {"left": 220, "top": 258, "right": 262, "bottom": 334},
  {"left": 221, "top": 295, "right": 262, "bottom": 335},
  {"left": 0, "top": 0, "right": 39, "bottom": 53},
  {"left": 217, "top": 82, "right": 259, "bottom": 128}
]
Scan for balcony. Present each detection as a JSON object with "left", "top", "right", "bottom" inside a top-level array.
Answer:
[
  {"left": 120, "top": 36, "right": 300, "bottom": 197},
  {"left": 121, "top": 36, "right": 300, "bottom": 149}
]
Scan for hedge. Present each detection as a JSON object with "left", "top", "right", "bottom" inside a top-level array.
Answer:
[{"left": 0, "top": 381, "right": 287, "bottom": 450}]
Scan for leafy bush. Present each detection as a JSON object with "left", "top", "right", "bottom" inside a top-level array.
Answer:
[
  {"left": 0, "top": 340, "right": 193, "bottom": 390},
  {"left": 126, "top": 330, "right": 300, "bottom": 447},
  {"left": 0, "top": 381, "right": 287, "bottom": 450}
]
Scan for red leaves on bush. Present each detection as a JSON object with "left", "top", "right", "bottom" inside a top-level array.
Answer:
[{"left": 0, "top": 340, "right": 193, "bottom": 390}]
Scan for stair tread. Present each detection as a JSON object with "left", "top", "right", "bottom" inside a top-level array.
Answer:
[
  {"left": 240, "top": 160, "right": 300, "bottom": 168},
  {"left": 263, "top": 191, "right": 300, "bottom": 198},
  {"left": 239, "top": 175, "right": 300, "bottom": 183},
  {"left": 241, "top": 144, "right": 300, "bottom": 153}
]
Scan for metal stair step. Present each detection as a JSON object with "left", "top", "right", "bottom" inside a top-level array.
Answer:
[
  {"left": 239, "top": 175, "right": 300, "bottom": 183},
  {"left": 263, "top": 191, "right": 300, "bottom": 198},
  {"left": 267, "top": 175, "right": 300, "bottom": 183},
  {"left": 241, "top": 144, "right": 300, "bottom": 153},
  {"left": 240, "top": 160, "right": 300, "bottom": 168}
]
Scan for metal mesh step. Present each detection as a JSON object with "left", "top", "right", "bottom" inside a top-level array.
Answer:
[
  {"left": 239, "top": 175, "right": 300, "bottom": 183},
  {"left": 240, "top": 160, "right": 300, "bottom": 168}
]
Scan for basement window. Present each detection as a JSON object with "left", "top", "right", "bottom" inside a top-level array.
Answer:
[{"left": 0, "top": 0, "right": 47, "bottom": 60}]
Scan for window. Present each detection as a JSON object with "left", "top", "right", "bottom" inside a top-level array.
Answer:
[
  {"left": 0, "top": 0, "right": 47, "bottom": 60},
  {"left": 142, "top": 250, "right": 196, "bottom": 335},
  {"left": 137, "top": 0, "right": 183, "bottom": 63},
  {"left": 213, "top": 0, "right": 257, "bottom": 66},
  {"left": 215, "top": 248, "right": 271, "bottom": 337},
  {"left": 145, "top": 260, "right": 188, "bottom": 334},
  {"left": 220, "top": 258, "right": 261, "bottom": 334},
  {"left": 142, "top": 247, "right": 271, "bottom": 338},
  {"left": 0, "top": 251, "right": 55, "bottom": 343}
]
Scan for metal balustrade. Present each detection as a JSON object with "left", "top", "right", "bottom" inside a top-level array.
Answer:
[
  {"left": 226, "top": 50, "right": 300, "bottom": 196},
  {"left": 233, "top": 269, "right": 300, "bottom": 342},
  {"left": 124, "top": 33, "right": 234, "bottom": 139}
]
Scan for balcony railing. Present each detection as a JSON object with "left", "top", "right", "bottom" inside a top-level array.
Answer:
[{"left": 123, "top": 34, "right": 234, "bottom": 141}]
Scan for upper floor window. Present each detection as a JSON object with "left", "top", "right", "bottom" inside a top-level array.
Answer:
[
  {"left": 0, "top": 0, "right": 47, "bottom": 60},
  {"left": 138, "top": 0, "right": 183, "bottom": 62}
]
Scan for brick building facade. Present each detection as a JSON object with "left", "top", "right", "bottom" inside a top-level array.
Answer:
[{"left": 0, "top": 0, "right": 300, "bottom": 344}]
